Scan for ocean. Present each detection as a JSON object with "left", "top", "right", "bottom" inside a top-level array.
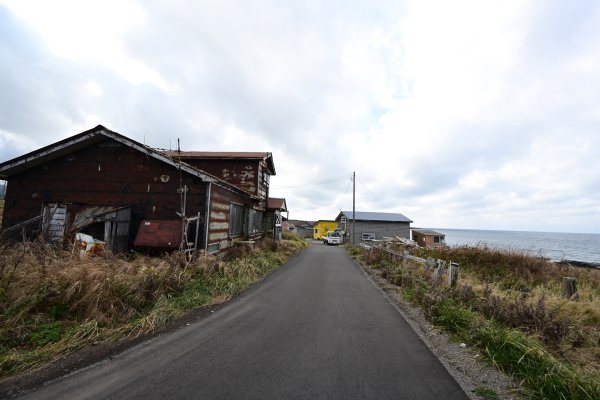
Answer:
[{"left": 431, "top": 228, "right": 600, "bottom": 266}]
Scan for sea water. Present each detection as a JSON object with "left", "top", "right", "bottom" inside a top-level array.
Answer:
[{"left": 431, "top": 228, "right": 600, "bottom": 265}]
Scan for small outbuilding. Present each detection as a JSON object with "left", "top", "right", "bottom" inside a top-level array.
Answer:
[
  {"left": 412, "top": 229, "right": 446, "bottom": 249},
  {"left": 335, "top": 211, "right": 413, "bottom": 241},
  {"left": 312, "top": 220, "right": 337, "bottom": 239},
  {"left": 266, "top": 197, "right": 288, "bottom": 240}
]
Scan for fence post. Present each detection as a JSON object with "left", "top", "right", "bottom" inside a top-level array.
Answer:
[
  {"left": 563, "top": 277, "right": 579, "bottom": 301},
  {"left": 432, "top": 260, "right": 446, "bottom": 284},
  {"left": 425, "top": 257, "right": 436, "bottom": 271},
  {"left": 448, "top": 262, "right": 459, "bottom": 287}
]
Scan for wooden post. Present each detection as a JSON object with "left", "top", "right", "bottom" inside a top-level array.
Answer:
[
  {"left": 448, "top": 262, "right": 459, "bottom": 287},
  {"left": 432, "top": 260, "right": 446, "bottom": 284},
  {"left": 425, "top": 257, "right": 436, "bottom": 271},
  {"left": 563, "top": 277, "right": 579, "bottom": 301}
]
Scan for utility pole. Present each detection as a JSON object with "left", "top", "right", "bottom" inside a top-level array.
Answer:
[{"left": 352, "top": 171, "right": 356, "bottom": 244}]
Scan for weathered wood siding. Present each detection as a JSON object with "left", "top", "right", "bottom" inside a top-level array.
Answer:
[
  {"left": 342, "top": 221, "right": 411, "bottom": 241},
  {"left": 208, "top": 185, "right": 243, "bottom": 248},
  {"left": 179, "top": 158, "right": 270, "bottom": 208},
  {"left": 2, "top": 138, "right": 207, "bottom": 246},
  {"left": 183, "top": 159, "right": 259, "bottom": 196}
]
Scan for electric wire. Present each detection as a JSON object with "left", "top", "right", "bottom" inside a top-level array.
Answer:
[{"left": 357, "top": 175, "right": 386, "bottom": 208}]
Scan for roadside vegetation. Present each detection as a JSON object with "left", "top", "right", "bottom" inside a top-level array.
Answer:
[
  {"left": 0, "top": 233, "right": 307, "bottom": 380},
  {"left": 346, "top": 243, "right": 600, "bottom": 400}
]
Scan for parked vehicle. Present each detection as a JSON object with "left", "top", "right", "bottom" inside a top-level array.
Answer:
[{"left": 324, "top": 231, "right": 343, "bottom": 245}]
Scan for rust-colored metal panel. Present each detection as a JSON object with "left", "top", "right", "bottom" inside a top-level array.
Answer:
[
  {"left": 134, "top": 220, "right": 182, "bottom": 250},
  {"left": 179, "top": 159, "right": 259, "bottom": 195}
]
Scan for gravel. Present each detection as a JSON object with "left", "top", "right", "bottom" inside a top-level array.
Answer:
[{"left": 358, "top": 261, "right": 523, "bottom": 400}]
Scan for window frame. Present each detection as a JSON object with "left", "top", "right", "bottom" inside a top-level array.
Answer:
[{"left": 229, "top": 203, "right": 244, "bottom": 236}]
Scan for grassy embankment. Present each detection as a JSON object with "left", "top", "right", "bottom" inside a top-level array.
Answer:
[
  {"left": 347, "top": 243, "right": 600, "bottom": 400},
  {"left": 0, "top": 232, "right": 307, "bottom": 380}
]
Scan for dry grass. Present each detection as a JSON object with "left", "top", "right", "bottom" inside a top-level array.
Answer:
[
  {"left": 351, "top": 244, "right": 600, "bottom": 399},
  {"left": 0, "top": 199, "right": 4, "bottom": 227},
  {"left": 0, "top": 236, "right": 307, "bottom": 379}
]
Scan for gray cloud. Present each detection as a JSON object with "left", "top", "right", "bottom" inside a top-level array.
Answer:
[{"left": 0, "top": 1, "right": 599, "bottom": 232}]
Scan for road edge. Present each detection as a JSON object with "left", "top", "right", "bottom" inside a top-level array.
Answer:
[{"left": 349, "top": 254, "right": 522, "bottom": 400}]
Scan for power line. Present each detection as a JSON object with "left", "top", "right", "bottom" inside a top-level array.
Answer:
[{"left": 357, "top": 175, "right": 385, "bottom": 207}]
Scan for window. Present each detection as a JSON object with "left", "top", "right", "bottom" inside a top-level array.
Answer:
[
  {"left": 229, "top": 204, "right": 244, "bottom": 236},
  {"left": 361, "top": 233, "right": 375, "bottom": 241},
  {"left": 249, "top": 209, "right": 263, "bottom": 234}
]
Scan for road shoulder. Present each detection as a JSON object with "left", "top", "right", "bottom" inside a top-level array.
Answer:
[{"left": 353, "top": 257, "right": 522, "bottom": 400}]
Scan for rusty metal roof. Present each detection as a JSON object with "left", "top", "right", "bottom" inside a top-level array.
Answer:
[
  {"left": 0, "top": 125, "right": 259, "bottom": 200},
  {"left": 134, "top": 220, "right": 182, "bottom": 250},
  {"left": 412, "top": 229, "right": 445, "bottom": 236},
  {"left": 267, "top": 197, "right": 287, "bottom": 211},
  {"left": 164, "top": 151, "right": 276, "bottom": 175},
  {"left": 166, "top": 151, "right": 269, "bottom": 158}
]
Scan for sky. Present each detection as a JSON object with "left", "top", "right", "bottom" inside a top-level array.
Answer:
[{"left": 0, "top": 0, "right": 599, "bottom": 234}]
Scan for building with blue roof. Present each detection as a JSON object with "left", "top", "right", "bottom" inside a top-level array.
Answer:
[{"left": 335, "top": 211, "right": 413, "bottom": 242}]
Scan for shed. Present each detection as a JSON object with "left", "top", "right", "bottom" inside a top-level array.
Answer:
[
  {"left": 412, "top": 229, "right": 446, "bottom": 249},
  {"left": 0, "top": 125, "right": 275, "bottom": 254},
  {"left": 266, "top": 197, "right": 288, "bottom": 240},
  {"left": 287, "top": 220, "right": 314, "bottom": 238},
  {"left": 335, "top": 211, "right": 413, "bottom": 241},
  {"left": 312, "top": 220, "right": 337, "bottom": 239}
]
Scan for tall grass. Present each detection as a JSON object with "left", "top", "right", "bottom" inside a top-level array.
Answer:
[
  {"left": 0, "top": 237, "right": 307, "bottom": 379},
  {"left": 352, "top": 244, "right": 600, "bottom": 399}
]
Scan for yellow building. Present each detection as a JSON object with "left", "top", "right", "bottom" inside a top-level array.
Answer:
[{"left": 313, "top": 220, "right": 338, "bottom": 239}]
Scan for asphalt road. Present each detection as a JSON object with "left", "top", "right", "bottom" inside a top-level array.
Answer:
[{"left": 19, "top": 244, "right": 468, "bottom": 400}]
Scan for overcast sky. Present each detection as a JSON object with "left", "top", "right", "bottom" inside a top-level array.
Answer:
[{"left": 1, "top": 0, "right": 599, "bottom": 233}]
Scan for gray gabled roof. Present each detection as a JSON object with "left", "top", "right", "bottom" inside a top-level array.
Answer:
[{"left": 337, "top": 211, "right": 413, "bottom": 223}]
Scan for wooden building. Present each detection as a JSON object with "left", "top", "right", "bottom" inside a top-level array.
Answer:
[
  {"left": 313, "top": 220, "right": 337, "bottom": 239},
  {"left": 412, "top": 229, "right": 446, "bottom": 249},
  {"left": 335, "top": 211, "right": 412, "bottom": 241},
  {"left": 266, "top": 197, "right": 288, "bottom": 240},
  {"left": 0, "top": 125, "right": 278, "bottom": 254}
]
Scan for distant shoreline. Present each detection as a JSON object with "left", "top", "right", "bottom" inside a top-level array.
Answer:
[
  {"left": 430, "top": 228, "right": 600, "bottom": 266},
  {"left": 554, "top": 259, "right": 600, "bottom": 270}
]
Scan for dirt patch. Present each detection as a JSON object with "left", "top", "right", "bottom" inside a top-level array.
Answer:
[{"left": 358, "top": 261, "right": 523, "bottom": 400}]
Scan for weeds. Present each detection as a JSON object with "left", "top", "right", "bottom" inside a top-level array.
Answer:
[
  {"left": 472, "top": 386, "right": 499, "bottom": 400},
  {"left": 0, "top": 236, "right": 307, "bottom": 379},
  {"left": 354, "top": 244, "right": 600, "bottom": 399}
]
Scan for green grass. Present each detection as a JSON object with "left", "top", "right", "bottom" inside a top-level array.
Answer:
[
  {"left": 472, "top": 386, "right": 499, "bottom": 400},
  {"left": 0, "top": 237, "right": 307, "bottom": 379},
  {"left": 352, "top": 245, "right": 600, "bottom": 400}
]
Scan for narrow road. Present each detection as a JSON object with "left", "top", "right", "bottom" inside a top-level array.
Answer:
[{"left": 19, "top": 244, "right": 468, "bottom": 400}]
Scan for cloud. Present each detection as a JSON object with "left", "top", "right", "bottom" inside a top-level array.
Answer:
[{"left": 0, "top": 0, "right": 599, "bottom": 233}]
